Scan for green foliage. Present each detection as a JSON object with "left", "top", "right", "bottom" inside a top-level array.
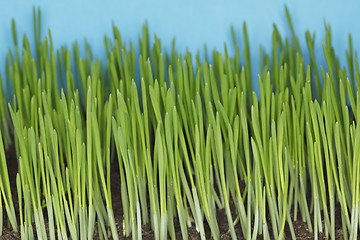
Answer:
[{"left": 0, "top": 5, "right": 360, "bottom": 240}]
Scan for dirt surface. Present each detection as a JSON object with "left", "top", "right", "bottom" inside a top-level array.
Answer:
[{"left": 0, "top": 147, "right": 350, "bottom": 239}]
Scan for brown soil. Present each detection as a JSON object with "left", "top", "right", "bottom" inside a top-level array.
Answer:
[{"left": 0, "top": 147, "right": 350, "bottom": 239}]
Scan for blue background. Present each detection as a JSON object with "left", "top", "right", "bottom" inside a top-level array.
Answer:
[{"left": 1, "top": 0, "right": 360, "bottom": 93}]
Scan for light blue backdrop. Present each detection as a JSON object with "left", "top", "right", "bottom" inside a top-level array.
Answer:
[{"left": 1, "top": 0, "right": 360, "bottom": 93}]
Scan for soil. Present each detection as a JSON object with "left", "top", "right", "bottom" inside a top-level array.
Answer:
[{"left": 0, "top": 146, "right": 350, "bottom": 239}]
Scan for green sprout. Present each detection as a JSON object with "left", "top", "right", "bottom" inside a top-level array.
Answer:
[{"left": 1, "top": 4, "right": 360, "bottom": 240}]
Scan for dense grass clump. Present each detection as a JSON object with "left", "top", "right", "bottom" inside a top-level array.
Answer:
[{"left": 1, "top": 6, "right": 360, "bottom": 240}]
